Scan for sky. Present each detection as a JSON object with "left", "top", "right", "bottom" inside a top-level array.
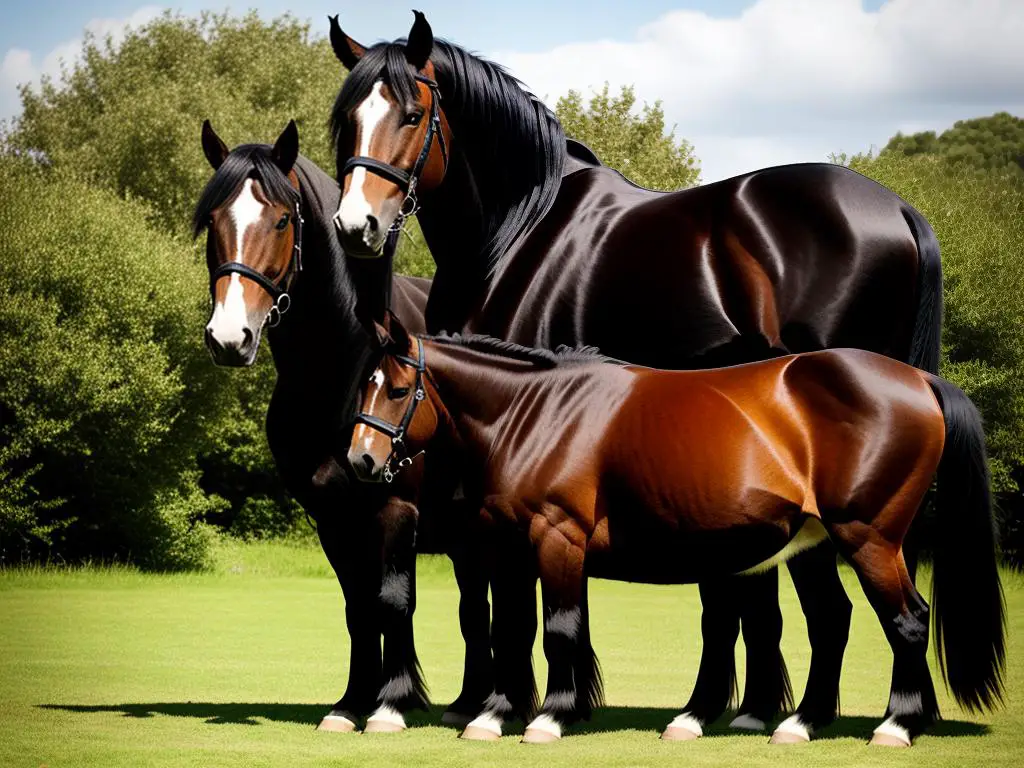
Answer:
[{"left": 2, "top": 0, "right": 1021, "bottom": 182}]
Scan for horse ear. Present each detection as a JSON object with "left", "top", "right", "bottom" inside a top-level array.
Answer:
[
  {"left": 328, "top": 14, "right": 366, "bottom": 70},
  {"left": 383, "top": 309, "right": 411, "bottom": 352},
  {"left": 404, "top": 10, "right": 433, "bottom": 70},
  {"left": 271, "top": 120, "right": 299, "bottom": 175},
  {"left": 201, "top": 120, "right": 229, "bottom": 170}
]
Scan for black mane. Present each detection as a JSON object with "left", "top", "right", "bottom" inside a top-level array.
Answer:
[
  {"left": 330, "top": 38, "right": 567, "bottom": 274},
  {"left": 192, "top": 144, "right": 300, "bottom": 238},
  {"left": 422, "top": 332, "right": 623, "bottom": 369}
]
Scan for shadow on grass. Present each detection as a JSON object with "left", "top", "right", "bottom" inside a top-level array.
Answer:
[{"left": 39, "top": 702, "right": 989, "bottom": 740}]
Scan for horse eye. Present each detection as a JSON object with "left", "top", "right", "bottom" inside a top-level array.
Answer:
[
  {"left": 388, "top": 387, "right": 410, "bottom": 400},
  {"left": 275, "top": 213, "right": 290, "bottom": 230},
  {"left": 403, "top": 112, "right": 423, "bottom": 127}
]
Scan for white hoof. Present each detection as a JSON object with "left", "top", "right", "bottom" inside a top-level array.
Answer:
[
  {"left": 871, "top": 716, "right": 911, "bottom": 747},
  {"left": 461, "top": 712, "right": 503, "bottom": 740},
  {"left": 729, "top": 713, "right": 766, "bottom": 732},
  {"left": 364, "top": 705, "right": 406, "bottom": 733},
  {"left": 317, "top": 713, "right": 357, "bottom": 733},
  {"left": 523, "top": 713, "right": 562, "bottom": 743},
  {"left": 770, "top": 714, "right": 812, "bottom": 744},
  {"left": 661, "top": 712, "right": 703, "bottom": 740}
]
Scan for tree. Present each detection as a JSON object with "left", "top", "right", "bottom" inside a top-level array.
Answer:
[
  {"left": 849, "top": 151, "right": 1024, "bottom": 562},
  {"left": 555, "top": 84, "right": 701, "bottom": 190},
  {"left": 882, "top": 112, "right": 1024, "bottom": 174}
]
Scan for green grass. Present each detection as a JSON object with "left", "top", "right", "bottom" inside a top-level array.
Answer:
[{"left": 1, "top": 541, "right": 1022, "bottom": 767}]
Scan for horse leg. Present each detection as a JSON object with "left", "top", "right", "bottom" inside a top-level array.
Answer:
[
  {"left": 662, "top": 578, "right": 739, "bottom": 740},
  {"left": 315, "top": 511, "right": 383, "bottom": 732},
  {"left": 731, "top": 569, "right": 791, "bottom": 732},
  {"left": 771, "top": 543, "right": 852, "bottom": 744},
  {"left": 443, "top": 498, "right": 495, "bottom": 726},
  {"left": 830, "top": 525, "right": 938, "bottom": 746},
  {"left": 523, "top": 513, "right": 590, "bottom": 744},
  {"left": 365, "top": 499, "right": 430, "bottom": 733},
  {"left": 462, "top": 506, "right": 538, "bottom": 741}
]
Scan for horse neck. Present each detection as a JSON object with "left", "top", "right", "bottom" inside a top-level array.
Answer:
[
  {"left": 266, "top": 196, "right": 371, "bottom": 392},
  {"left": 420, "top": 340, "right": 534, "bottom": 454}
]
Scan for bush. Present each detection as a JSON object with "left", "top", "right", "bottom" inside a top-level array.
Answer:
[
  {"left": 0, "top": 157, "right": 232, "bottom": 569},
  {"left": 849, "top": 152, "right": 1024, "bottom": 562}
]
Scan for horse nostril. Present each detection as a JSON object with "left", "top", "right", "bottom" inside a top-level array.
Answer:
[
  {"left": 205, "top": 326, "right": 223, "bottom": 354},
  {"left": 361, "top": 453, "right": 376, "bottom": 475},
  {"left": 366, "top": 215, "right": 379, "bottom": 234},
  {"left": 241, "top": 327, "right": 254, "bottom": 350}
]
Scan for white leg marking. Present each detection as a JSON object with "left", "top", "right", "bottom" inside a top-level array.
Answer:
[
  {"left": 525, "top": 713, "right": 562, "bottom": 739},
  {"left": 729, "top": 713, "right": 766, "bottom": 731},
  {"left": 465, "top": 711, "right": 503, "bottom": 737},
  {"left": 366, "top": 704, "right": 406, "bottom": 729},
  {"left": 666, "top": 712, "right": 703, "bottom": 737},
  {"left": 740, "top": 516, "right": 829, "bottom": 575},
  {"left": 873, "top": 716, "right": 911, "bottom": 746},
  {"left": 774, "top": 714, "right": 812, "bottom": 741},
  {"left": 336, "top": 81, "right": 390, "bottom": 235}
]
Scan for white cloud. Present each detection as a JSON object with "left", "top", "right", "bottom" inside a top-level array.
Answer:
[
  {"left": 492, "top": 0, "right": 1024, "bottom": 182},
  {"left": 1, "top": 6, "right": 162, "bottom": 124}
]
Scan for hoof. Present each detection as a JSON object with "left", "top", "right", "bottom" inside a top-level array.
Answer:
[
  {"left": 870, "top": 732, "right": 911, "bottom": 748},
  {"left": 661, "top": 725, "right": 701, "bottom": 741},
  {"left": 364, "top": 719, "right": 405, "bottom": 734},
  {"left": 317, "top": 713, "right": 357, "bottom": 733},
  {"left": 769, "top": 730, "right": 810, "bottom": 745},
  {"left": 729, "top": 714, "right": 766, "bottom": 732},
  {"left": 522, "top": 728, "right": 560, "bottom": 744},
  {"left": 661, "top": 713, "right": 703, "bottom": 741},
  {"left": 442, "top": 710, "right": 473, "bottom": 728},
  {"left": 461, "top": 725, "right": 501, "bottom": 741}
]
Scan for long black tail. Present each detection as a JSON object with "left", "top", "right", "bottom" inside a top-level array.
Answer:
[
  {"left": 927, "top": 375, "right": 1005, "bottom": 713},
  {"left": 904, "top": 204, "right": 943, "bottom": 374}
]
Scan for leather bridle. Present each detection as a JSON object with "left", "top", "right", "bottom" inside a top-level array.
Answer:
[
  {"left": 336, "top": 74, "right": 448, "bottom": 236},
  {"left": 353, "top": 340, "right": 428, "bottom": 483},
  {"left": 209, "top": 199, "right": 304, "bottom": 328}
]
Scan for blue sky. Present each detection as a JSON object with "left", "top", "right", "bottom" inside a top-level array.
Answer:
[{"left": 1, "top": 1, "right": 1017, "bottom": 182}]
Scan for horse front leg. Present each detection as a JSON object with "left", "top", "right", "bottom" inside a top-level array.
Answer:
[
  {"left": 444, "top": 497, "right": 495, "bottom": 725},
  {"left": 315, "top": 509, "right": 383, "bottom": 732},
  {"left": 365, "top": 498, "right": 431, "bottom": 732}
]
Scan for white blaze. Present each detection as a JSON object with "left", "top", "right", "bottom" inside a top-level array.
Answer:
[
  {"left": 336, "top": 81, "right": 391, "bottom": 234},
  {"left": 353, "top": 368, "right": 386, "bottom": 456},
  {"left": 207, "top": 178, "right": 265, "bottom": 346}
]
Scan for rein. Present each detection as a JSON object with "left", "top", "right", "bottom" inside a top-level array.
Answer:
[
  {"left": 353, "top": 340, "right": 427, "bottom": 483},
  {"left": 338, "top": 74, "right": 449, "bottom": 235},
  {"left": 209, "top": 199, "right": 304, "bottom": 328}
]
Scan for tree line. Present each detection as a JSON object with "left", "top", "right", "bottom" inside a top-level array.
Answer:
[{"left": 1, "top": 11, "right": 1021, "bottom": 567}]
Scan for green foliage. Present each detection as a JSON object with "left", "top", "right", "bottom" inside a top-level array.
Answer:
[
  {"left": 882, "top": 112, "right": 1024, "bottom": 174},
  {"left": 0, "top": 157, "right": 235, "bottom": 568},
  {"left": 850, "top": 153, "right": 1024, "bottom": 501},
  {"left": 555, "top": 84, "right": 701, "bottom": 190}
]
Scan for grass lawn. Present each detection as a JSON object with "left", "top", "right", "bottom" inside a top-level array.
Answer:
[{"left": 1, "top": 538, "right": 1021, "bottom": 767}]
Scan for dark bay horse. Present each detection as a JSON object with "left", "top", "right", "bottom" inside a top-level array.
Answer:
[
  {"left": 195, "top": 120, "right": 475, "bottom": 733},
  {"left": 327, "top": 11, "right": 944, "bottom": 740},
  {"left": 352, "top": 315, "right": 1004, "bottom": 746}
]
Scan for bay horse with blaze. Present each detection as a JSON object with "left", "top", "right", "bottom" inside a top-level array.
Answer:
[{"left": 352, "top": 313, "right": 1004, "bottom": 746}]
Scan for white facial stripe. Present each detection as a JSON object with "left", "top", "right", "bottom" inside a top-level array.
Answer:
[
  {"left": 337, "top": 81, "right": 391, "bottom": 233},
  {"left": 207, "top": 179, "right": 266, "bottom": 346},
  {"left": 357, "top": 368, "right": 387, "bottom": 453}
]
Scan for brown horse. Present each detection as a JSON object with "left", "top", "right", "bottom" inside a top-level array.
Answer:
[
  {"left": 351, "top": 313, "right": 1004, "bottom": 746},
  {"left": 327, "top": 11, "right": 945, "bottom": 738}
]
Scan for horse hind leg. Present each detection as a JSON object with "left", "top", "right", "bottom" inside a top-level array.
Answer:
[
  {"left": 732, "top": 567, "right": 790, "bottom": 733},
  {"left": 830, "top": 521, "right": 938, "bottom": 747}
]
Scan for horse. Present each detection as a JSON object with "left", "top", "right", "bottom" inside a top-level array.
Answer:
[
  {"left": 351, "top": 312, "right": 1004, "bottom": 746},
  {"left": 326, "top": 11, "right": 944, "bottom": 742},
  {"left": 195, "top": 119, "right": 486, "bottom": 733}
]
